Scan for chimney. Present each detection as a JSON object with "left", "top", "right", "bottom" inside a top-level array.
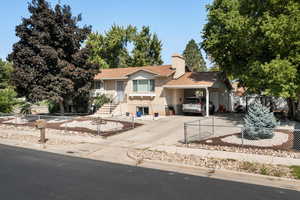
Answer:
[{"left": 171, "top": 53, "right": 186, "bottom": 79}]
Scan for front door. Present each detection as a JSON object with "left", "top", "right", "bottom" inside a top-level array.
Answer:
[{"left": 116, "top": 81, "right": 125, "bottom": 103}]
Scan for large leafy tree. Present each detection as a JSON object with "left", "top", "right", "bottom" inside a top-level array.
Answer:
[
  {"left": 86, "top": 25, "right": 163, "bottom": 68},
  {"left": 183, "top": 39, "right": 206, "bottom": 72},
  {"left": 8, "top": 0, "right": 98, "bottom": 113},
  {"left": 86, "top": 25, "right": 136, "bottom": 69},
  {"left": 202, "top": 0, "right": 300, "bottom": 118},
  {"left": 130, "top": 26, "right": 163, "bottom": 67}
]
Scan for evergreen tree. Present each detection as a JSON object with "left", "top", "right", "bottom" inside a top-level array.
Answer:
[
  {"left": 183, "top": 39, "right": 206, "bottom": 72},
  {"left": 8, "top": 0, "right": 98, "bottom": 113},
  {"left": 244, "top": 101, "right": 277, "bottom": 140},
  {"left": 130, "top": 26, "right": 163, "bottom": 67}
]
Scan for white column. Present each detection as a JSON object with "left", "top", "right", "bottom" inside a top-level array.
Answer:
[{"left": 206, "top": 88, "right": 209, "bottom": 117}]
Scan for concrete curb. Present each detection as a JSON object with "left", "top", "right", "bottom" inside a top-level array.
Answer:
[{"left": 127, "top": 150, "right": 300, "bottom": 191}]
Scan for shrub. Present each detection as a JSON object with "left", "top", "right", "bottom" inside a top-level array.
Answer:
[
  {"left": 0, "top": 88, "right": 19, "bottom": 113},
  {"left": 93, "top": 94, "right": 111, "bottom": 110},
  {"left": 243, "top": 101, "right": 277, "bottom": 140},
  {"left": 19, "top": 102, "right": 33, "bottom": 115},
  {"left": 48, "top": 101, "right": 60, "bottom": 114}
]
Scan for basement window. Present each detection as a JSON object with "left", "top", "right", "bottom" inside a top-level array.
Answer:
[{"left": 137, "top": 107, "right": 149, "bottom": 115}]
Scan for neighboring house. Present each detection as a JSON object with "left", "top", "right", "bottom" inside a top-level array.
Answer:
[
  {"left": 231, "top": 83, "right": 288, "bottom": 112},
  {"left": 92, "top": 54, "right": 233, "bottom": 117}
]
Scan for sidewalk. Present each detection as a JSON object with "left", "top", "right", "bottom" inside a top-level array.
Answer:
[{"left": 150, "top": 145, "right": 300, "bottom": 166}]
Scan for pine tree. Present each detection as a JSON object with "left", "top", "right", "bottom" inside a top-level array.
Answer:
[
  {"left": 130, "top": 26, "right": 163, "bottom": 67},
  {"left": 8, "top": 0, "right": 98, "bottom": 113},
  {"left": 244, "top": 101, "right": 277, "bottom": 140},
  {"left": 183, "top": 39, "right": 206, "bottom": 72}
]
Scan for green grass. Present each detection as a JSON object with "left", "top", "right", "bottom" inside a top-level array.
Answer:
[{"left": 290, "top": 166, "right": 300, "bottom": 179}]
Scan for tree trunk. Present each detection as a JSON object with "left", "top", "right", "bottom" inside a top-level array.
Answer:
[
  {"left": 287, "top": 98, "right": 296, "bottom": 120},
  {"left": 59, "top": 100, "right": 64, "bottom": 115}
]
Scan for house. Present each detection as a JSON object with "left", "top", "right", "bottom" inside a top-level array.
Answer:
[{"left": 92, "top": 54, "right": 233, "bottom": 117}]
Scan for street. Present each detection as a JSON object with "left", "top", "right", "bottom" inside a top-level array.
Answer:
[{"left": 0, "top": 144, "right": 299, "bottom": 200}]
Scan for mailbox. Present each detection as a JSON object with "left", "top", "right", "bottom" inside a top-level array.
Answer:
[{"left": 36, "top": 119, "right": 47, "bottom": 129}]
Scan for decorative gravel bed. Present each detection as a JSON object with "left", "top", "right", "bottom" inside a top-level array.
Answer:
[
  {"left": 177, "top": 143, "right": 300, "bottom": 159},
  {"left": 221, "top": 131, "right": 289, "bottom": 147},
  {"left": 62, "top": 120, "right": 124, "bottom": 132},
  {"left": 0, "top": 129, "right": 77, "bottom": 145},
  {"left": 0, "top": 117, "right": 142, "bottom": 137},
  {"left": 180, "top": 129, "right": 300, "bottom": 158},
  {"left": 130, "top": 149, "right": 297, "bottom": 179}
]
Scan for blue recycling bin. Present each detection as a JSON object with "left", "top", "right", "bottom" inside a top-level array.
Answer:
[{"left": 136, "top": 111, "right": 142, "bottom": 117}]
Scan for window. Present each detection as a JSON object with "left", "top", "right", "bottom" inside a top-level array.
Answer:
[
  {"left": 133, "top": 80, "right": 155, "bottom": 92},
  {"left": 94, "top": 81, "right": 103, "bottom": 89},
  {"left": 137, "top": 107, "right": 149, "bottom": 115}
]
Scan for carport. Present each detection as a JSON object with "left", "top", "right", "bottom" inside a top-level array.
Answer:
[{"left": 163, "top": 72, "right": 233, "bottom": 117}]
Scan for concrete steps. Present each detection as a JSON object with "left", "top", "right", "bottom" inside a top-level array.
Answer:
[{"left": 96, "top": 103, "right": 119, "bottom": 114}]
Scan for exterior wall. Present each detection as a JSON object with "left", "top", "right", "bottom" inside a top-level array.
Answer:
[
  {"left": 94, "top": 71, "right": 233, "bottom": 115},
  {"left": 122, "top": 72, "right": 171, "bottom": 116}
]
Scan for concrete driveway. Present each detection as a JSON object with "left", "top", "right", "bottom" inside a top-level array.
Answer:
[{"left": 106, "top": 115, "right": 202, "bottom": 147}]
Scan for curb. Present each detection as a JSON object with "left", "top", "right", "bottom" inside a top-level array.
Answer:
[{"left": 127, "top": 150, "right": 300, "bottom": 191}]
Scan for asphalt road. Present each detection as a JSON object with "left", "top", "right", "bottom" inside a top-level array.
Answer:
[{"left": 0, "top": 144, "right": 299, "bottom": 200}]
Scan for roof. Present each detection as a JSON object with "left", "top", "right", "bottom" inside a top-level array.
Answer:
[
  {"left": 164, "top": 72, "right": 219, "bottom": 88},
  {"left": 95, "top": 65, "right": 175, "bottom": 80}
]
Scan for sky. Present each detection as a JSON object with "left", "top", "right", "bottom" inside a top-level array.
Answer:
[{"left": 0, "top": 0, "right": 213, "bottom": 65}]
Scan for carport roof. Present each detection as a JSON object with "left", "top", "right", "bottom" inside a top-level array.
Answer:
[{"left": 164, "top": 72, "right": 218, "bottom": 88}]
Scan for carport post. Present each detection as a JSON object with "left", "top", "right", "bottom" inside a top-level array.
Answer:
[{"left": 205, "top": 88, "right": 209, "bottom": 117}]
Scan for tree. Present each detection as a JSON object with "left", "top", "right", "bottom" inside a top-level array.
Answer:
[
  {"left": 0, "top": 59, "right": 13, "bottom": 89},
  {"left": 86, "top": 25, "right": 136, "bottom": 69},
  {"left": 86, "top": 25, "right": 163, "bottom": 68},
  {"left": 8, "top": 0, "right": 99, "bottom": 114},
  {"left": 244, "top": 101, "right": 277, "bottom": 140},
  {"left": 183, "top": 39, "right": 206, "bottom": 72},
  {"left": 202, "top": 0, "right": 300, "bottom": 118},
  {"left": 130, "top": 26, "right": 163, "bottom": 67}
]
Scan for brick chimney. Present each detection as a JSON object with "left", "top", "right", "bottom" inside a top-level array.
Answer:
[{"left": 171, "top": 54, "right": 186, "bottom": 79}]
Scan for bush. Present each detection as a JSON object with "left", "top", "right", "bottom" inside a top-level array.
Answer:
[
  {"left": 0, "top": 88, "right": 19, "bottom": 113},
  {"left": 93, "top": 94, "right": 111, "bottom": 110},
  {"left": 243, "top": 101, "right": 277, "bottom": 140},
  {"left": 19, "top": 102, "right": 33, "bottom": 115},
  {"left": 48, "top": 101, "right": 60, "bottom": 114}
]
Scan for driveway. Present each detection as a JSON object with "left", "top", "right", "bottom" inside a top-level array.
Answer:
[{"left": 106, "top": 114, "right": 244, "bottom": 148}]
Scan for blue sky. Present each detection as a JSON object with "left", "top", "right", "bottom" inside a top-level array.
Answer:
[{"left": 0, "top": 0, "right": 212, "bottom": 64}]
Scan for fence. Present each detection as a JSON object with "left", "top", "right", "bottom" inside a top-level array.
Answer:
[
  {"left": 183, "top": 116, "right": 300, "bottom": 151},
  {"left": 0, "top": 113, "right": 138, "bottom": 137}
]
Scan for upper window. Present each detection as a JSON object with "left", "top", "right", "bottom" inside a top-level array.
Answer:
[
  {"left": 94, "top": 81, "right": 103, "bottom": 89},
  {"left": 133, "top": 80, "right": 155, "bottom": 92}
]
